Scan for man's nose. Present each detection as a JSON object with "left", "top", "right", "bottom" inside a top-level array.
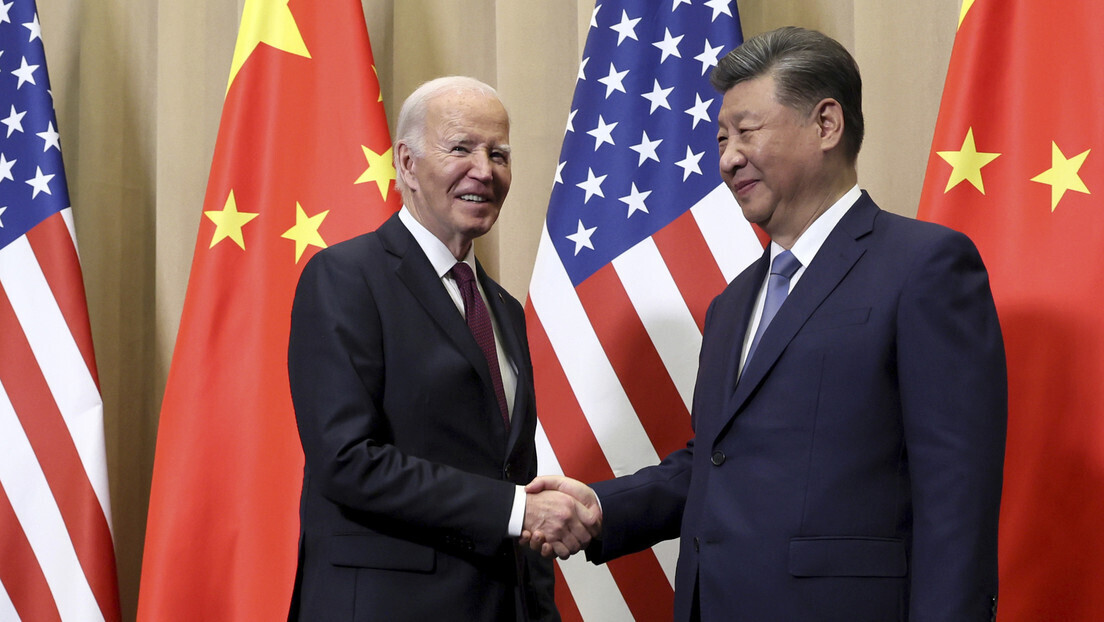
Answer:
[
  {"left": 469, "top": 151, "right": 494, "bottom": 180},
  {"left": 719, "top": 143, "right": 745, "bottom": 173}
]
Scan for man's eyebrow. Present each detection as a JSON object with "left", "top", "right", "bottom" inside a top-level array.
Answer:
[{"left": 444, "top": 134, "right": 512, "bottom": 155}]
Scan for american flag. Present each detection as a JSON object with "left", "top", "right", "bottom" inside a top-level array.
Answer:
[
  {"left": 0, "top": 1, "right": 120, "bottom": 620},
  {"left": 524, "top": 1, "right": 758, "bottom": 619}
]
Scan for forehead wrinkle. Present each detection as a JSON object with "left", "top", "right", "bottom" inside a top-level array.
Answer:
[{"left": 425, "top": 100, "right": 510, "bottom": 155}]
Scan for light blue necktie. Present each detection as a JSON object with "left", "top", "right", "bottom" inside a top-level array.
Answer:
[{"left": 745, "top": 250, "right": 801, "bottom": 364}]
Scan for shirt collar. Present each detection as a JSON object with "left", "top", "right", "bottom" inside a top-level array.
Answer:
[
  {"left": 398, "top": 206, "right": 477, "bottom": 278},
  {"left": 771, "top": 185, "right": 862, "bottom": 266}
]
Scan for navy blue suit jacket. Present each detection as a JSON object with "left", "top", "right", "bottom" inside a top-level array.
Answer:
[
  {"left": 589, "top": 193, "right": 1006, "bottom": 621},
  {"left": 287, "top": 213, "right": 557, "bottom": 621}
]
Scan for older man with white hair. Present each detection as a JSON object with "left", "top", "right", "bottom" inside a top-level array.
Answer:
[{"left": 287, "top": 76, "right": 594, "bottom": 621}]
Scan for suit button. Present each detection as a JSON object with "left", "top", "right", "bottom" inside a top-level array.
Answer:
[
  {"left": 711, "top": 451, "right": 725, "bottom": 466},
  {"left": 693, "top": 537, "right": 700, "bottom": 552},
  {"left": 503, "top": 464, "right": 512, "bottom": 480}
]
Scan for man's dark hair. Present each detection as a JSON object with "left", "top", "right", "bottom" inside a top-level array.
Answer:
[{"left": 711, "top": 26, "right": 864, "bottom": 161}]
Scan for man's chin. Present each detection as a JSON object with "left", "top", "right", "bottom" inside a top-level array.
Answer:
[{"left": 460, "top": 218, "right": 499, "bottom": 241}]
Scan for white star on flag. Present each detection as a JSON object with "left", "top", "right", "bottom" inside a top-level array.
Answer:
[
  {"left": 610, "top": 10, "right": 641, "bottom": 46},
  {"left": 642, "top": 79, "right": 674, "bottom": 113},
  {"left": 597, "top": 62, "right": 629, "bottom": 98},
  {"left": 2, "top": 104, "right": 24, "bottom": 136},
  {"left": 653, "top": 28, "right": 684, "bottom": 62},
  {"left": 705, "top": 0, "right": 735, "bottom": 22},
  {"left": 566, "top": 219, "right": 598, "bottom": 255},
  {"left": 26, "top": 164, "right": 52, "bottom": 197},
  {"left": 620, "top": 182, "right": 652, "bottom": 217},
  {"left": 577, "top": 56, "right": 589, "bottom": 81},
  {"left": 685, "top": 93, "right": 715, "bottom": 129},
  {"left": 36, "top": 120, "right": 59, "bottom": 151},
  {"left": 0, "top": 152, "right": 14, "bottom": 181},
  {"left": 587, "top": 115, "right": 618, "bottom": 151},
  {"left": 695, "top": 38, "right": 725, "bottom": 75},
  {"left": 630, "top": 130, "right": 662, "bottom": 165},
  {"left": 12, "top": 55, "right": 37, "bottom": 88},
  {"left": 22, "top": 12, "right": 39, "bottom": 41},
  {"left": 576, "top": 167, "right": 607, "bottom": 203},
  {"left": 676, "top": 145, "right": 705, "bottom": 180}
]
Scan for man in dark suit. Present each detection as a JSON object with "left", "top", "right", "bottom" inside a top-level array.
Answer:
[
  {"left": 288, "top": 76, "right": 596, "bottom": 621},
  {"left": 525, "top": 27, "right": 1007, "bottom": 621}
]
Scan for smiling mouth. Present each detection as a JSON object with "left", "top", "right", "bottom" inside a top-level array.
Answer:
[{"left": 459, "top": 194, "right": 489, "bottom": 203}]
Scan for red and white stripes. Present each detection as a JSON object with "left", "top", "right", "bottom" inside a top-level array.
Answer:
[
  {"left": 527, "top": 185, "right": 760, "bottom": 621},
  {"left": 0, "top": 209, "right": 119, "bottom": 622}
]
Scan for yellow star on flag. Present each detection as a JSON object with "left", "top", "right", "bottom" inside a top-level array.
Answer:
[
  {"left": 282, "top": 202, "right": 329, "bottom": 263},
  {"left": 1031, "top": 142, "right": 1091, "bottom": 211},
  {"left": 959, "top": 0, "right": 976, "bottom": 29},
  {"left": 937, "top": 127, "right": 1001, "bottom": 194},
  {"left": 205, "top": 190, "right": 259, "bottom": 250},
  {"left": 227, "top": 0, "right": 311, "bottom": 92},
  {"left": 356, "top": 145, "right": 396, "bottom": 200}
]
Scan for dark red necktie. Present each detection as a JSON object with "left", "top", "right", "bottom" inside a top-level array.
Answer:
[{"left": 451, "top": 262, "right": 510, "bottom": 429}]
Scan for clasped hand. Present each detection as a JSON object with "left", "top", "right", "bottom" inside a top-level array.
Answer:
[{"left": 520, "top": 476, "right": 602, "bottom": 559}]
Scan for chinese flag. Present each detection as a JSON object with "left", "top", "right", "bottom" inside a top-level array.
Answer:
[
  {"left": 137, "top": 0, "right": 399, "bottom": 619},
  {"left": 917, "top": 1, "right": 1104, "bottom": 619}
]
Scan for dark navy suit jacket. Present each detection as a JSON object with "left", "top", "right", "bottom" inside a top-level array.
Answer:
[
  {"left": 589, "top": 192, "right": 1006, "bottom": 622},
  {"left": 287, "top": 213, "right": 557, "bottom": 621}
]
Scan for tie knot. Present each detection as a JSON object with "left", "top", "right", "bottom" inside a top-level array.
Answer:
[
  {"left": 451, "top": 262, "right": 476, "bottom": 285},
  {"left": 771, "top": 250, "right": 801, "bottom": 279}
]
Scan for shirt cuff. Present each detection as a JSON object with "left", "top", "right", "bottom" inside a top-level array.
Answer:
[{"left": 507, "top": 485, "right": 526, "bottom": 537}]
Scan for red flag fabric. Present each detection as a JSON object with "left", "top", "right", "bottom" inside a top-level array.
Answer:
[
  {"left": 136, "top": 0, "right": 399, "bottom": 618},
  {"left": 917, "top": 2, "right": 1104, "bottom": 619},
  {"left": 525, "top": 2, "right": 756, "bottom": 619},
  {"left": 0, "top": 3, "right": 121, "bottom": 620}
]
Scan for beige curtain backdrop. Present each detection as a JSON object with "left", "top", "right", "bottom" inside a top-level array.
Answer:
[{"left": 36, "top": 0, "right": 958, "bottom": 617}]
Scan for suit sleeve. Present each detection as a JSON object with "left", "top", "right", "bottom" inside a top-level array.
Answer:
[
  {"left": 288, "top": 248, "right": 515, "bottom": 557},
  {"left": 896, "top": 230, "right": 1007, "bottom": 620},
  {"left": 586, "top": 443, "right": 692, "bottom": 564}
]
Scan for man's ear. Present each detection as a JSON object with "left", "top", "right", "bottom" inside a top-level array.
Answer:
[
  {"left": 396, "top": 141, "right": 419, "bottom": 192},
  {"left": 813, "top": 98, "right": 845, "bottom": 152}
]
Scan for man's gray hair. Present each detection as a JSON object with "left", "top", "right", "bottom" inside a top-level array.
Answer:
[{"left": 393, "top": 76, "right": 505, "bottom": 194}]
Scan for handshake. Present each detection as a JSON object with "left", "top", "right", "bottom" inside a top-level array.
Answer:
[{"left": 520, "top": 476, "right": 602, "bottom": 559}]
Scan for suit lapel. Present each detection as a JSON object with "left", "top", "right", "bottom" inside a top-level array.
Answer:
[
  {"left": 378, "top": 216, "right": 496, "bottom": 396},
  {"left": 727, "top": 194, "right": 878, "bottom": 418},
  {"left": 720, "top": 248, "right": 770, "bottom": 401}
]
